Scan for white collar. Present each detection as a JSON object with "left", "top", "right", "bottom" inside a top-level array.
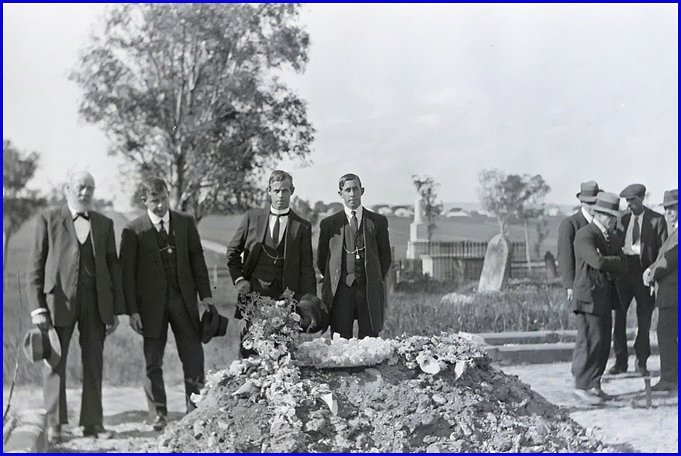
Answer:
[
  {"left": 343, "top": 205, "right": 363, "bottom": 219},
  {"left": 593, "top": 218, "right": 609, "bottom": 238},
  {"left": 148, "top": 209, "right": 170, "bottom": 227},
  {"left": 270, "top": 206, "right": 290, "bottom": 216},
  {"left": 580, "top": 206, "right": 594, "bottom": 224}
]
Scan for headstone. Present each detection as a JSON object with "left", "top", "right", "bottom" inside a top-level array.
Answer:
[
  {"left": 477, "top": 234, "right": 512, "bottom": 293},
  {"left": 544, "top": 251, "right": 558, "bottom": 280},
  {"left": 407, "top": 196, "right": 429, "bottom": 259}
]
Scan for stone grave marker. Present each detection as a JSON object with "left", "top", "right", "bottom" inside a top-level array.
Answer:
[{"left": 477, "top": 234, "right": 512, "bottom": 293}]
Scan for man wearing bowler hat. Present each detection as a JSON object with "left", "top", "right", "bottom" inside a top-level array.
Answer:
[
  {"left": 643, "top": 189, "right": 678, "bottom": 391},
  {"left": 27, "top": 171, "right": 125, "bottom": 443},
  {"left": 571, "top": 192, "right": 624, "bottom": 405},
  {"left": 119, "top": 176, "right": 214, "bottom": 431},
  {"left": 557, "top": 181, "right": 602, "bottom": 303},
  {"left": 609, "top": 184, "right": 667, "bottom": 376}
]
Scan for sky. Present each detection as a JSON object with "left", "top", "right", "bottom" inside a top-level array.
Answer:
[{"left": 3, "top": 3, "right": 678, "bottom": 211}]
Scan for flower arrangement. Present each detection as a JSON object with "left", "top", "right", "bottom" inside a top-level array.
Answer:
[
  {"left": 237, "top": 289, "right": 302, "bottom": 361},
  {"left": 295, "top": 334, "right": 395, "bottom": 368}
]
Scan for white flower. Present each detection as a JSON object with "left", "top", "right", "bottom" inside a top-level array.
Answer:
[{"left": 289, "top": 312, "right": 301, "bottom": 322}]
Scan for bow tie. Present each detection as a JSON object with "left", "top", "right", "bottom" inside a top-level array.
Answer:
[{"left": 73, "top": 212, "right": 89, "bottom": 221}]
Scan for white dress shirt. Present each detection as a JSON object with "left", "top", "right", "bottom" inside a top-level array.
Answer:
[
  {"left": 622, "top": 212, "right": 643, "bottom": 255},
  {"left": 581, "top": 207, "right": 594, "bottom": 224},
  {"left": 147, "top": 209, "right": 170, "bottom": 232},
  {"left": 268, "top": 206, "right": 289, "bottom": 245},
  {"left": 68, "top": 203, "right": 91, "bottom": 244},
  {"left": 593, "top": 218, "right": 610, "bottom": 242},
  {"left": 343, "top": 205, "right": 363, "bottom": 229}
]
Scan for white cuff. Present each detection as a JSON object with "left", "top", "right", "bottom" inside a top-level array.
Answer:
[
  {"left": 30, "top": 308, "right": 49, "bottom": 317},
  {"left": 235, "top": 276, "right": 245, "bottom": 285}
]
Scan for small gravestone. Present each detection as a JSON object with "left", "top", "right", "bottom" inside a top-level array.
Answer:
[
  {"left": 477, "top": 234, "right": 512, "bottom": 293},
  {"left": 544, "top": 251, "right": 558, "bottom": 280}
]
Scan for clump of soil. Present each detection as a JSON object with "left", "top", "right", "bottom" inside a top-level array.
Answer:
[{"left": 144, "top": 333, "right": 605, "bottom": 453}]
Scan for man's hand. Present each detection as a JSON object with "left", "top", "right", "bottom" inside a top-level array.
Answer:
[
  {"left": 32, "top": 312, "right": 52, "bottom": 331},
  {"left": 199, "top": 297, "right": 214, "bottom": 317},
  {"left": 236, "top": 279, "right": 251, "bottom": 295},
  {"left": 129, "top": 313, "right": 144, "bottom": 335},
  {"left": 566, "top": 288, "right": 573, "bottom": 302},
  {"left": 106, "top": 315, "right": 119, "bottom": 336},
  {"left": 642, "top": 268, "right": 653, "bottom": 287}
]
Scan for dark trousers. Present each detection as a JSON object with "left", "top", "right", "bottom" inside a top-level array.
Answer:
[
  {"left": 330, "top": 279, "right": 377, "bottom": 339},
  {"left": 44, "top": 290, "right": 105, "bottom": 427},
  {"left": 572, "top": 310, "right": 612, "bottom": 390},
  {"left": 658, "top": 306, "right": 678, "bottom": 384},
  {"left": 143, "top": 287, "right": 204, "bottom": 418},
  {"left": 238, "top": 277, "right": 283, "bottom": 359},
  {"left": 613, "top": 257, "right": 655, "bottom": 368}
]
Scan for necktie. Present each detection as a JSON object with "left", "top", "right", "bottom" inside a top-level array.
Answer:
[
  {"left": 632, "top": 216, "right": 640, "bottom": 244},
  {"left": 159, "top": 219, "right": 168, "bottom": 235},
  {"left": 73, "top": 212, "right": 89, "bottom": 221},
  {"left": 351, "top": 210, "right": 358, "bottom": 234},
  {"left": 272, "top": 214, "right": 281, "bottom": 246}
]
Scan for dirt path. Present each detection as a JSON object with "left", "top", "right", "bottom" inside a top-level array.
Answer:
[{"left": 4, "top": 354, "right": 677, "bottom": 452}]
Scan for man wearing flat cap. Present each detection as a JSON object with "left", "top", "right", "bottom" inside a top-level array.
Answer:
[
  {"left": 557, "top": 181, "right": 601, "bottom": 303},
  {"left": 571, "top": 192, "right": 624, "bottom": 405},
  {"left": 642, "top": 189, "right": 678, "bottom": 391},
  {"left": 609, "top": 183, "right": 667, "bottom": 376}
]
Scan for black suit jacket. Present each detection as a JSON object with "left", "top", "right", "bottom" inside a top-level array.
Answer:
[
  {"left": 573, "top": 223, "right": 623, "bottom": 315},
  {"left": 317, "top": 209, "right": 392, "bottom": 333},
  {"left": 119, "top": 210, "right": 212, "bottom": 338},
  {"left": 617, "top": 206, "right": 668, "bottom": 270},
  {"left": 649, "top": 227, "right": 678, "bottom": 309},
  {"left": 26, "top": 206, "right": 125, "bottom": 327},
  {"left": 226, "top": 208, "right": 316, "bottom": 299},
  {"left": 557, "top": 210, "right": 590, "bottom": 289}
]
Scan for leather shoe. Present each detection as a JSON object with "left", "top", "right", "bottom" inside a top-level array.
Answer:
[
  {"left": 82, "top": 424, "right": 114, "bottom": 439},
  {"left": 152, "top": 414, "right": 167, "bottom": 431},
  {"left": 46, "top": 425, "right": 61, "bottom": 444},
  {"left": 651, "top": 380, "right": 677, "bottom": 392},
  {"left": 607, "top": 364, "right": 627, "bottom": 375},
  {"left": 636, "top": 365, "right": 650, "bottom": 377},
  {"left": 573, "top": 388, "right": 604, "bottom": 405},
  {"left": 589, "top": 386, "right": 612, "bottom": 400}
]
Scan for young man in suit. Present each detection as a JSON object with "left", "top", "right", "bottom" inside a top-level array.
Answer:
[
  {"left": 27, "top": 171, "right": 126, "bottom": 443},
  {"left": 557, "top": 181, "right": 601, "bottom": 302},
  {"left": 571, "top": 192, "right": 624, "bottom": 405},
  {"left": 119, "top": 177, "right": 214, "bottom": 431},
  {"left": 609, "top": 183, "right": 668, "bottom": 376},
  {"left": 227, "top": 170, "right": 316, "bottom": 355},
  {"left": 643, "top": 189, "right": 678, "bottom": 391},
  {"left": 317, "top": 173, "right": 392, "bottom": 339}
]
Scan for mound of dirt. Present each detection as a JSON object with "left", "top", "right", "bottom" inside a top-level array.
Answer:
[{"left": 145, "top": 333, "right": 605, "bottom": 453}]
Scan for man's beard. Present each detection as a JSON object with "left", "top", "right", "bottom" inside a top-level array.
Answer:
[{"left": 69, "top": 198, "right": 93, "bottom": 213}]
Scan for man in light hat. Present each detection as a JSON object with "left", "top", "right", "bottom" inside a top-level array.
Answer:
[
  {"left": 557, "top": 181, "right": 601, "bottom": 302},
  {"left": 609, "top": 183, "right": 667, "bottom": 376},
  {"left": 642, "top": 189, "right": 678, "bottom": 391},
  {"left": 571, "top": 191, "right": 624, "bottom": 405},
  {"left": 27, "top": 171, "right": 126, "bottom": 443}
]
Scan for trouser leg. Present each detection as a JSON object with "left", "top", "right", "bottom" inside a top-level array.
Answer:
[
  {"left": 77, "top": 298, "right": 106, "bottom": 427},
  {"left": 631, "top": 276, "right": 654, "bottom": 367},
  {"left": 144, "top": 309, "right": 169, "bottom": 419},
  {"left": 43, "top": 324, "right": 75, "bottom": 427},
  {"left": 573, "top": 311, "right": 608, "bottom": 390},
  {"left": 658, "top": 306, "right": 678, "bottom": 384},
  {"left": 331, "top": 281, "right": 356, "bottom": 339},
  {"left": 613, "top": 279, "right": 634, "bottom": 367},
  {"left": 355, "top": 279, "right": 377, "bottom": 339}
]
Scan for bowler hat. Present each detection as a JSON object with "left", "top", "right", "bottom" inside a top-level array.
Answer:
[
  {"left": 620, "top": 183, "right": 646, "bottom": 199},
  {"left": 200, "top": 305, "right": 228, "bottom": 344},
  {"left": 576, "top": 181, "right": 601, "bottom": 203},
  {"left": 23, "top": 327, "right": 61, "bottom": 370},
  {"left": 592, "top": 192, "right": 621, "bottom": 216},
  {"left": 662, "top": 189, "right": 678, "bottom": 208}
]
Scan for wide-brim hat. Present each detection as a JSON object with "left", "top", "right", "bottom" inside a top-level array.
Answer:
[
  {"left": 576, "top": 181, "right": 601, "bottom": 203},
  {"left": 200, "top": 305, "right": 228, "bottom": 344},
  {"left": 23, "top": 327, "right": 61, "bottom": 370},
  {"left": 592, "top": 191, "right": 621, "bottom": 216},
  {"left": 297, "top": 294, "right": 329, "bottom": 334},
  {"left": 662, "top": 189, "right": 678, "bottom": 208}
]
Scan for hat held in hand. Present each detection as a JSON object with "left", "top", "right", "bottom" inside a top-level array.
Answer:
[
  {"left": 23, "top": 327, "right": 61, "bottom": 370},
  {"left": 297, "top": 294, "right": 329, "bottom": 334},
  {"left": 200, "top": 304, "right": 229, "bottom": 344}
]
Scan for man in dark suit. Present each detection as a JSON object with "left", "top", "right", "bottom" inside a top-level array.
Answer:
[
  {"left": 27, "top": 171, "right": 126, "bottom": 443},
  {"left": 317, "top": 173, "right": 392, "bottom": 339},
  {"left": 571, "top": 192, "right": 624, "bottom": 405},
  {"left": 643, "top": 189, "right": 678, "bottom": 391},
  {"left": 557, "top": 181, "right": 601, "bottom": 302},
  {"left": 119, "top": 177, "right": 213, "bottom": 431},
  {"left": 227, "top": 170, "right": 316, "bottom": 355},
  {"left": 609, "top": 183, "right": 668, "bottom": 376}
]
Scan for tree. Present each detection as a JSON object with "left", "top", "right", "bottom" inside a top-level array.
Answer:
[
  {"left": 70, "top": 3, "right": 315, "bottom": 223},
  {"left": 477, "top": 169, "right": 551, "bottom": 267},
  {"left": 3, "top": 140, "right": 46, "bottom": 272},
  {"left": 411, "top": 175, "right": 443, "bottom": 253}
]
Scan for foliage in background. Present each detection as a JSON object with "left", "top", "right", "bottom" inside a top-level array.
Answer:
[
  {"left": 71, "top": 3, "right": 314, "bottom": 222},
  {"left": 2, "top": 139, "right": 45, "bottom": 272}
]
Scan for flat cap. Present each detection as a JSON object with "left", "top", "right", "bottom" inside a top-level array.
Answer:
[{"left": 619, "top": 184, "right": 646, "bottom": 199}]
